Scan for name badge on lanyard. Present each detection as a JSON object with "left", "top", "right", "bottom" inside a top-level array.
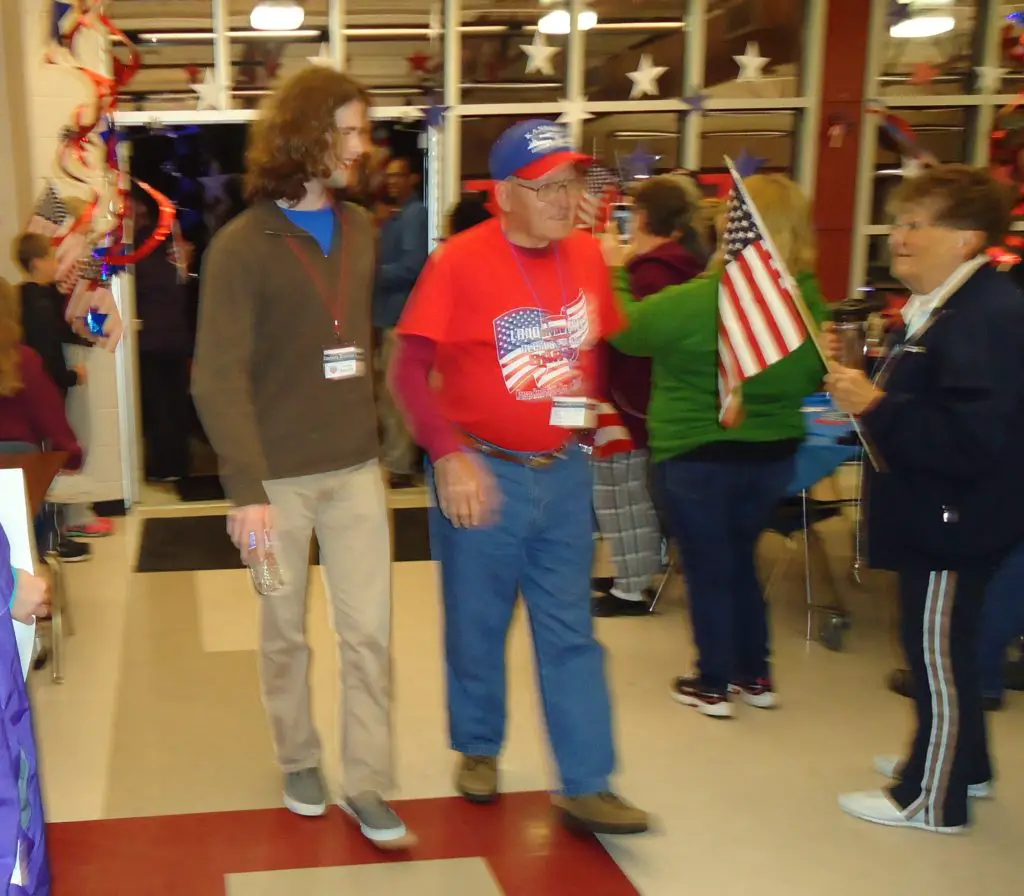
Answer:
[
  {"left": 550, "top": 396, "right": 595, "bottom": 429},
  {"left": 323, "top": 345, "right": 365, "bottom": 380}
]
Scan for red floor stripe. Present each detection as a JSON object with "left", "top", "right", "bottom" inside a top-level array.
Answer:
[{"left": 47, "top": 792, "right": 640, "bottom": 895}]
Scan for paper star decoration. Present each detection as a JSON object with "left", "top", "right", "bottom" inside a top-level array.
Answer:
[
  {"left": 407, "top": 51, "right": 434, "bottom": 75},
  {"left": 425, "top": 91, "right": 447, "bottom": 128},
  {"left": 307, "top": 43, "right": 335, "bottom": 68},
  {"left": 735, "top": 148, "right": 767, "bottom": 178},
  {"left": 975, "top": 66, "right": 1008, "bottom": 93},
  {"left": 199, "top": 162, "right": 233, "bottom": 204},
  {"left": 557, "top": 98, "right": 594, "bottom": 124},
  {"left": 190, "top": 69, "right": 222, "bottom": 111},
  {"left": 683, "top": 89, "right": 710, "bottom": 111},
  {"left": 621, "top": 145, "right": 660, "bottom": 181},
  {"left": 428, "top": 3, "right": 443, "bottom": 49},
  {"left": 909, "top": 63, "right": 940, "bottom": 86},
  {"left": 626, "top": 53, "right": 669, "bottom": 99},
  {"left": 733, "top": 42, "right": 769, "bottom": 82},
  {"left": 520, "top": 33, "right": 561, "bottom": 77}
]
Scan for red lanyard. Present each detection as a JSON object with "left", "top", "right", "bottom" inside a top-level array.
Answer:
[{"left": 283, "top": 207, "right": 350, "bottom": 344}]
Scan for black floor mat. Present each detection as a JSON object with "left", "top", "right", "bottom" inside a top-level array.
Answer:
[
  {"left": 136, "top": 507, "right": 432, "bottom": 573},
  {"left": 175, "top": 475, "right": 226, "bottom": 503}
]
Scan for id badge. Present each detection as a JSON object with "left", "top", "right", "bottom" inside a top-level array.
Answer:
[
  {"left": 323, "top": 345, "right": 365, "bottom": 381},
  {"left": 550, "top": 396, "right": 595, "bottom": 430}
]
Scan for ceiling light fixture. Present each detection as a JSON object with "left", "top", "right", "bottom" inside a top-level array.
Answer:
[
  {"left": 538, "top": 3, "right": 598, "bottom": 36},
  {"left": 890, "top": 2, "right": 955, "bottom": 38},
  {"left": 250, "top": 1, "right": 305, "bottom": 32}
]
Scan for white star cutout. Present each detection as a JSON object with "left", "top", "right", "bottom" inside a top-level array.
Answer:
[
  {"left": 557, "top": 98, "right": 594, "bottom": 124},
  {"left": 520, "top": 33, "right": 561, "bottom": 77},
  {"left": 428, "top": 3, "right": 443, "bottom": 49},
  {"left": 307, "top": 43, "right": 335, "bottom": 68},
  {"left": 626, "top": 53, "right": 669, "bottom": 99},
  {"left": 975, "top": 66, "right": 1008, "bottom": 93},
  {"left": 190, "top": 69, "right": 223, "bottom": 111},
  {"left": 733, "top": 41, "right": 769, "bottom": 82}
]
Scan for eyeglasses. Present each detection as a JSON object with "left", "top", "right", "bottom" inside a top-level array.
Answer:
[{"left": 513, "top": 177, "right": 586, "bottom": 204}]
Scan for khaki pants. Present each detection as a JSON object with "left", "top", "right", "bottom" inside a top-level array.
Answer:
[
  {"left": 261, "top": 460, "right": 393, "bottom": 795},
  {"left": 375, "top": 328, "right": 416, "bottom": 475}
]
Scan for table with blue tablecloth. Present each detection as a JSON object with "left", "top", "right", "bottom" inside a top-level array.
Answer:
[{"left": 788, "top": 393, "right": 861, "bottom": 495}]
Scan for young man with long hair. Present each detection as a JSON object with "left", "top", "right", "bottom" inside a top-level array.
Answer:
[{"left": 192, "top": 67, "right": 413, "bottom": 850}]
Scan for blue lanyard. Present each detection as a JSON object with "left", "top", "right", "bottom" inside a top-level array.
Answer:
[{"left": 504, "top": 232, "right": 568, "bottom": 311}]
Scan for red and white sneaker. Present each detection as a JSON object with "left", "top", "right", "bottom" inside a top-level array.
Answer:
[
  {"left": 64, "top": 517, "right": 114, "bottom": 538},
  {"left": 729, "top": 677, "right": 779, "bottom": 709},
  {"left": 670, "top": 677, "right": 734, "bottom": 719}
]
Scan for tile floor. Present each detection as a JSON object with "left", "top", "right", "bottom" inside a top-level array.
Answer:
[{"left": 29, "top": 487, "right": 1024, "bottom": 895}]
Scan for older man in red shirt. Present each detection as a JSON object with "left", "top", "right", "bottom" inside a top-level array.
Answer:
[{"left": 390, "top": 120, "right": 647, "bottom": 835}]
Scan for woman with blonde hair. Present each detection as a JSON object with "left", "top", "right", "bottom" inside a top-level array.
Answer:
[
  {"left": 0, "top": 278, "right": 82, "bottom": 469},
  {"left": 603, "top": 174, "right": 829, "bottom": 718}
]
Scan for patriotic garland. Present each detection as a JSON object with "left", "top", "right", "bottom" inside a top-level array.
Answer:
[{"left": 25, "top": 1, "right": 178, "bottom": 350}]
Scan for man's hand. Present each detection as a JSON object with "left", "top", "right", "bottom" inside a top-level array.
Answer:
[
  {"left": 826, "top": 364, "right": 884, "bottom": 416},
  {"left": 73, "top": 364, "right": 88, "bottom": 385},
  {"left": 434, "top": 452, "right": 500, "bottom": 528},
  {"left": 227, "top": 504, "right": 273, "bottom": 564},
  {"left": 12, "top": 569, "right": 50, "bottom": 624}
]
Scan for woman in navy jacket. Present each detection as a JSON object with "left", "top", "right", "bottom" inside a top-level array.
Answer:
[{"left": 828, "top": 165, "right": 1024, "bottom": 834}]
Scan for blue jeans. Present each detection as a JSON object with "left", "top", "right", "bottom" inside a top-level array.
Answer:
[
  {"left": 979, "top": 541, "right": 1024, "bottom": 699},
  {"left": 428, "top": 446, "right": 615, "bottom": 797},
  {"left": 653, "top": 455, "right": 795, "bottom": 693}
]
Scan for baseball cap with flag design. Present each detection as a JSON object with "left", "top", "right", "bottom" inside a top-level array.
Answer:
[{"left": 489, "top": 119, "right": 592, "bottom": 182}]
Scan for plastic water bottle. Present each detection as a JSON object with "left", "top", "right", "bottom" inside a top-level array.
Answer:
[{"left": 248, "top": 530, "right": 284, "bottom": 595}]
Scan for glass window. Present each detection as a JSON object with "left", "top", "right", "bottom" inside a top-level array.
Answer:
[
  {"left": 581, "top": 112, "right": 682, "bottom": 178},
  {"left": 699, "top": 110, "right": 798, "bottom": 174},
  {"left": 347, "top": 1, "right": 444, "bottom": 110},
  {"left": 584, "top": 6, "right": 685, "bottom": 102},
  {"left": 460, "top": 5, "right": 565, "bottom": 104},
  {"left": 878, "top": 0, "right": 978, "bottom": 98},
  {"left": 110, "top": 0, "right": 216, "bottom": 112},
  {"left": 870, "top": 107, "right": 972, "bottom": 223},
  {"left": 704, "top": 0, "right": 807, "bottom": 97}
]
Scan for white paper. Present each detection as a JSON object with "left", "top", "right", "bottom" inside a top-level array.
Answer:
[{"left": 0, "top": 469, "right": 39, "bottom": 680}]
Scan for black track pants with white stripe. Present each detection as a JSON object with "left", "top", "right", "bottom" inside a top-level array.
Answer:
[{"left": 889, "top": 567, "right": 994, "bottom": 829}]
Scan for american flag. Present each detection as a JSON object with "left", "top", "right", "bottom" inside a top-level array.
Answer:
[
  {"left": 494, "top": 291, "right": 589, "bottom": 395},
  {"left": 26, "top": 181, "right": 69, "bottom": 237},
  {"left": 577, "top": 164, "right": 621, "bottom": 231},
  {"left": 717, "top": 163, "right": 809, "bottom": 426},
  {"left": 593, "top": 402, "right": 635, "bottom": 458}
]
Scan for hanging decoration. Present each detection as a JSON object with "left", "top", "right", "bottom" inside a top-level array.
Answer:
[
  {"left": 620, "top": 145, "right": 659, "bottom": 182},
  {"left": 29, "top": 0, "right": 179, "bottom": 352},
  {"left": 557, "top": 97, "right": 594, "bottom": 125},
  {"left": 626, "top": 54, "right": 668, "bottom": 99},
  {"left": 826, "top": 113, "right": 852, "bottom": 149},
  {"left": 683, "top": 89, "right": 710, "bottom": 112},
  {"left": 733, "top": 42, "right": 769, "bottom": 82},
  {"left": 424, "top": 90, "right": 448, "bottom": 129},
  {"left": 988, "top": 101, "right": 1024, "bottom": 268},
  {"left": 974, "top": 66, "right": 1008, "bottom": 93},
  {"left": 865, "top": 101, "right": 937, "bottom": 172},
  {"left": 307, "top": 43, "right": 335, "bottom": 68},
  {"left": 908, "top": 63, "right": 940, "bottom": 86},
  {"left": 734, "top": 148, "right": 767, "bottom": 178},
  {"left": 190, "top": 68, "right": 223, "bottom": 111},
  {"left": 520, "top": 33, "right": 561, "bottom": 77}
]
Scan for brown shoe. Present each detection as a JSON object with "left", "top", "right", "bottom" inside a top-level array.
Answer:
[
  {"left": 455, "top": 754, "right": 498, "bottom": 804},
  {"left": 555, "top": 792, "right": 649, "bottom": 835}
]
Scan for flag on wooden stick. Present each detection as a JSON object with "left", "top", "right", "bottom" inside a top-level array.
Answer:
[{"left": 717, "top": 157, "right": 813, "bottom": 426}]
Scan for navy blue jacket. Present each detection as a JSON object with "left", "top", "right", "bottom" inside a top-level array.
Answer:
[
  {"left": 863, "top": 264, "right": 1024, "bottom": 571},
  {"left": 372, "top": 197, "right": 429, "bottom": 329}
]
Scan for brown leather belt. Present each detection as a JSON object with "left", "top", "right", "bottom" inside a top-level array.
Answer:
[{"left": 464, "top": 433, "right": 569, "bottom": 469}]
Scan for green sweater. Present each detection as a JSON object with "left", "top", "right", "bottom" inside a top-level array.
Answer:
[{"left": 610, "top": 268, "right": 830, "bottom": 462}]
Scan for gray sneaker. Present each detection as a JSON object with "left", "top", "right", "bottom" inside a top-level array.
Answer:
[
  {"left": 340, "top": 791, "right": 416, "bottom": 850},
  {"left": 283, "top": 767, "right": 327, "bottom": 817}
]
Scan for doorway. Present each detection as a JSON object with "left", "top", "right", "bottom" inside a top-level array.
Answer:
[{"left": 116, "top": 113, "right": 433, "bottom": 508}]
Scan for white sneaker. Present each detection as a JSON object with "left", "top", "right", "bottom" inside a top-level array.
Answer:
[
  {"left": 838, "top": 790, "right": 965, "bottom": 834},
  {"left": 873, "top": 755, "right": 993, "bottom": 799}
]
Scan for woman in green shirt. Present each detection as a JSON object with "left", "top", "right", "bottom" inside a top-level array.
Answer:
[{"left": 603, "top": 174, "right": 829, "bottom": 719}]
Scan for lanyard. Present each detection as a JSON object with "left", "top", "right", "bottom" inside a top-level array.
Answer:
[
  {"left": 504, "top": 232, "right": 568, "bottom": 311},
  {"left": 283, "top": 208, "right": 350, "bottom": 344}
]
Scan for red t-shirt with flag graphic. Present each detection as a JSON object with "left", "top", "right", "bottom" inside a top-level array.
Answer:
[{"left": 396, "top": 218, "right": 625, "bottom": 453}]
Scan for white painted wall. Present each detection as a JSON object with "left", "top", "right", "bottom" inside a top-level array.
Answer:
[{"left": 16, "top": 0, "right": 125, "bottom": 505}]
